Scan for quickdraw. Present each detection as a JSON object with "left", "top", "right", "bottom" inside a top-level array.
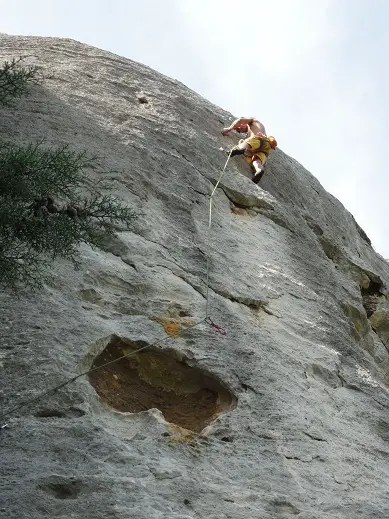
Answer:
[{"left": 207, "top": 317, "right": 227, "bottom": 336}]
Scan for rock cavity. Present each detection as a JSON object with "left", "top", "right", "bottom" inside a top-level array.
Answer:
[{"left": 88, "top": 335, "right": 235, "bottom": 432}]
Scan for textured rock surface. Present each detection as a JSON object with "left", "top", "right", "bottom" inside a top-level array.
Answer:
[{"left": 2, "top": 35, "right": 389, "bottom": 519}]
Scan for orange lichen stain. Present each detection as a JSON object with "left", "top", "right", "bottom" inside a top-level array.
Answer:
[
  {"left": 163, "top": 321, "right": 181, "bottom": 337},
  {"left": 151, "top": 316, "right": 196, "bottom": 337}
]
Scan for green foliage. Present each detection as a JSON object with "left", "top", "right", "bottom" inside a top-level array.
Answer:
[
  {"left": 0, "top": 57, "right": 38, "bottom": 107},
  {"left": 0, "top": 58, "right": 138, "bottom": 289},
  {"left": 0, "top": 142, "right": 138, "bottom": 289}
]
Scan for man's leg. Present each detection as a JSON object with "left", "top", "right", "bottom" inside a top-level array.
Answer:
[
  {"left": 251, "top": 158, "right": 264, "bottom": 184},
  {"left": 230, "top": 140, "right": 252, "bottom": 157}
]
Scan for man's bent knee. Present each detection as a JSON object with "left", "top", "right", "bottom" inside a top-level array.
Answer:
[
  {"left": 230, "top": 141, "right": 252, "bottom": 158},
  {"left": 238, "top": 141, "right": 250, "bottom": 151},
  {"left": 252, "top": 159, "right": 263, "bottom": 173}
]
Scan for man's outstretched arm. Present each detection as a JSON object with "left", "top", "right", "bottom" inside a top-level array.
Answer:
[{"left": 222, "top": 117, "right": 254, "bottom": 136}]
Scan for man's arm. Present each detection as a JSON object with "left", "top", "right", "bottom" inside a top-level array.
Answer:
[
  {"left": 246, "top": 124, "right": 254, "bottom": 137},
  {"left": 222, "top": 117, "right": 254, "bottom": 136}
]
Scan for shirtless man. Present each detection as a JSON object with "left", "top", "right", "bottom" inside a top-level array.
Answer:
[
  {"left": 222, "top": 117, "right": 277, "bottom": 184},
  {"left": 222, "top": 117, "right": 266, "bottom": 137}
]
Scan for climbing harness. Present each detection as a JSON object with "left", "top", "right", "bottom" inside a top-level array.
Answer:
[{"left": 229, "top": 133, "right": 277, "bottom": 170}]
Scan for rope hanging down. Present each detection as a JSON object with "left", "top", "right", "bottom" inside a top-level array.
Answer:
[
  {"left": 205, "top": 149, "right": 232, "bottom": 321},
  {"left": 0, "top": 151, "right": 233, "bottom": 424}
]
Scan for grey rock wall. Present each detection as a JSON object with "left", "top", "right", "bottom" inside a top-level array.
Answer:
[{"left": 1, "top": 35, "right": 389, "bottom": 519}]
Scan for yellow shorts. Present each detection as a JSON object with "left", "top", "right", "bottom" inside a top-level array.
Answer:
[
  {"left": 239, "top": 135, "right": 270, "bottom": 165},
  {"left": 246, "top": 151, "right": 267, "bottom": 165},
  {"left": 243, "top": 135, "right": 264, "bottom": 150}
]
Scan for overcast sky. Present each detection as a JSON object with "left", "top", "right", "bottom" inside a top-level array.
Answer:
[{"left": 2, "top": 0, "right": 389, "bottom": 257}]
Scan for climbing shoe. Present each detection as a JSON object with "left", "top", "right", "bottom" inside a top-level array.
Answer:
[
  {"left": 252, "top": 170, "right": 264, "bottom": 184},
  {"left": 230, "top": 147, "right": 245, "bottom": 157}
]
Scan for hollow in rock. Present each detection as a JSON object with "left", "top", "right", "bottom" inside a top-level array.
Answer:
[
  {"left": 88, "top": 335, "right": 235, "bottom": 432},
  {"left": 361, "top": 279, "right": 384, "bottom": 318}
]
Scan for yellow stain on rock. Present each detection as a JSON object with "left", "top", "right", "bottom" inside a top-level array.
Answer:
[{"left": 151, "top": 316, "right": 196, "bottom": 338}]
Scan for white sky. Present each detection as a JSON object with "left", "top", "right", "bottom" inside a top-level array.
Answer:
[{"left": 2, "top": 0, "right": 389, "bottom": 257}]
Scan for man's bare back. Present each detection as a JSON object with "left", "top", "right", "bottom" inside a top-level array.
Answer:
[
  {"left": 248, "top": 119, "right": 266, "bottom": 135},
  {"left": 222, "top": 117, "right": 266, "bottom": 137}
]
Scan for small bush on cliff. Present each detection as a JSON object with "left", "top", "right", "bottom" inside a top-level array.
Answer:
[
  {"left": 0, "top": 59, "right": 137, "bottom": 289},
  {"left": 0, "top": 57, "right": 39, "bottom": 107}
]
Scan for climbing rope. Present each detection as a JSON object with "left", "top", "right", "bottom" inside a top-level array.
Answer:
[
  {"left": 205, "top": 149, "right": 233, "bottom": 321},
  {"left": 0, "top": 151, "right": 233, "bottom": 424},
  {"left": 0, "top": 317, "right": 209, "bottom": 423}
]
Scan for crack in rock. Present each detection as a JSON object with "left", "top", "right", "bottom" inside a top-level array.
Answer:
[
  {"left": 221, "top": 185, "right": 275, "bottom": 212},
  {"left": 211, "top": 287, "right": 268, "bottom": 311},
  {"left": 303, "top": 431, "right": 327, "bottom": 442},
  {"left": 284, "top": 454, "right": 323, "bottom": 463}
]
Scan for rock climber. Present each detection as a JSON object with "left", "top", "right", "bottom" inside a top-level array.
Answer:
[{"left": 221, "top": 117, "right": 277, "bottom": 184}]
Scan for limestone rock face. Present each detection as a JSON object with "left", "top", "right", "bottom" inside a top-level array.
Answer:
[{"left": 2, "top": 35, "right": 389, "bottom": 519}]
